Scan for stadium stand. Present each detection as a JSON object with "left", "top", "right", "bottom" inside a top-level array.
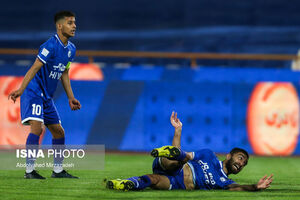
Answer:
[
  {"left": 1, "top": 0, "right": 300, "bottom": 67},
  {"left": 1, "top": 0, "right": 300, "bottom": 155}
]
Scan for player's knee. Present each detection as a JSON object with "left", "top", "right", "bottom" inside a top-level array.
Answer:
[
  {"left": 147, "top": 174, "right": 160, "bottom": 185},
  {"left": 29, "top": 121, "right": 43, "bottom": 136},
  {"left": 31, "top": 128, "right": 43, "bottom": 136},
  {"left": 55, "top": 127, "right": 65, "bottom": 138},
  {"left": 48, "top": 124, "right": 65, "bottom": 139},
  {"left": 148, "top": 174, "right": 170, "bottom": 190}
]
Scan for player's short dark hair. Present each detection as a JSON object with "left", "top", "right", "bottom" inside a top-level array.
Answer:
[
  {"left": 54, "top": 11, "right": 75, "bottom": 23},
  {"left": 230, "top": 147, "right": 249, "bottom": 160}
]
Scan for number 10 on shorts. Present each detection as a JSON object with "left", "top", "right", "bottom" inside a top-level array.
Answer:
[{"left": 32, "top": 104, "right": 42, "bottom": 115}]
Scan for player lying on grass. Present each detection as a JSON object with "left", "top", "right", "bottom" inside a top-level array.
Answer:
[{"left": 107, "top": 111, "right": 273, "bottom": 191}]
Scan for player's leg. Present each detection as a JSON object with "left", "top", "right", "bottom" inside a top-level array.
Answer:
[
  {"left": 24, "top": 120, "right": 45, "bottom": 179},
  {"left": 152, "top": 156, "right": 183, "bottom": 175},
  {"left": 151, "top": 145, "right": 193, "bottom": 171},
  {"left": 44, "top": 99, "right": 77, "bottom": 178},
  {"left": 106, "top": 174, "right": 171, "bottom": 191},
  {"left": 148, "top": 174, "right": 171, "bottom": 190},
  {"left": 46, "top": 123, "right": 77, "bottom": 178},
  {"left": 21, "top": 90, "right": 45, "bottom": 179},
  {"left": 159, "top": 157, "right": 183, "bottom": 171}
]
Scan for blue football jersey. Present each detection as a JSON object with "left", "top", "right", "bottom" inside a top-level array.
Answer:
[
  {"left": 27, "top": 34, "right": 76, "bottom": 99},
  {"left": 188, "top": 149, "right": 235, "bottom": 190}
]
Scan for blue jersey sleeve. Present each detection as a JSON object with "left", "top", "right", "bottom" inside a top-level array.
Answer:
[
  {"left": 192, "top": 149, "right": 216, "bottom": 161},
  {"left": 37, "top": 39, "right": 54, "bottom": 64}
]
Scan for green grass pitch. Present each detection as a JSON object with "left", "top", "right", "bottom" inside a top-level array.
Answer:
[{"left": 0, "top": 153, "right": 300, "bottom": 200}]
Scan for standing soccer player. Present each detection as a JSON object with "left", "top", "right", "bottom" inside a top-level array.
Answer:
[{"left": 8, "top": 11, "right": 81, "bottom": 179}]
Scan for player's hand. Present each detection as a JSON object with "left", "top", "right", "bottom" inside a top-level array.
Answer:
[
  {"left": 69, "top": 98, "right": 81, "bottom": 110},
  {"left": 256, "top": 174, "right": 273, "bottom": 190},
  {"left": 8, "top": 89, "right": 23, "bottom": 103},
  {"left": 170, "top": 111, "right": 182, "bottom": 129}
]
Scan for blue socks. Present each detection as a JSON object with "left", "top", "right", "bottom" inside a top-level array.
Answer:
[
  {"left": 52, "top": 137, "right": 65, "bottom": 146},
  {"left": 176, "top": 149, "right": 187, "bottom": 161},
  {"left": 127, "top": 175, "right": 151, "bottom": 190},
  {"left": 52, "top": 137, "right": 65, "bottom": 173},
  {"left": 26, "top": 133, "right": 40, "bottom": 145},
  {"left": 168, "top": 148, "right": 187, "bottom": 161},
  {"left": 26, "top": 133, "right": 40, "bottom": 173},
  {"left": 25, "top": 134, "right": 66, "bottom": 173}
]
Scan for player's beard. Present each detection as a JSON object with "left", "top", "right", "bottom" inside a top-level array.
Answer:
[{"left": 226, "top": 157, "right": 239, "bottom": 175}]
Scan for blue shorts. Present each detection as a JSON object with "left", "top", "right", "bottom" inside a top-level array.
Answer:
[
  {"left": 20, "top": 89, "right": 61, "bottom": 125},
  {"left": 152, "top": 158, "right": 186, "bottom": 190}
]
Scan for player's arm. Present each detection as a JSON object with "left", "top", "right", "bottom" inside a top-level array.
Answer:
[
  {"left": 8, "top": 58, "right": 43, "bottom": 103},
  {"left": 61, "top": 67, "right": 81, "bottom": 110},
  {"left": 170, "top": 111, "right": 183, "bottom": 148},
  {"left": 228, "top": 174, "right": 273, "bottom": 191},
  {"left": 170, "top": 112, "right": 194, "bottom": 162}
]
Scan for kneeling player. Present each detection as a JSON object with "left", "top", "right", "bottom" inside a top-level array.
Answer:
[{"left": 107, "top": 112, "right": 273, "bottom": 191}]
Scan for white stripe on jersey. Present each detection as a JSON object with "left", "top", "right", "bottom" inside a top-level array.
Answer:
[
  {"left": 219, "top": 161, "right": 228, "bottom": 178},
  {"left": 55, "top": 34, "right": 70, "bottom": 48},
  {"left": 37, "top": 55, "right": 46, "bottom": 64}
]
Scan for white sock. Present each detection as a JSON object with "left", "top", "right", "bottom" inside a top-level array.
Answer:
[
  {"left": 26, "top": 163, "right": 35, "bottom": 173},
  {"left": 53, "top": 164, "right": 63, "bottom": 173}
]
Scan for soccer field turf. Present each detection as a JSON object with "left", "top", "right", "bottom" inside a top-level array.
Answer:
[{"left": 0, "top": 154, "right": 300, "bottom": 200}]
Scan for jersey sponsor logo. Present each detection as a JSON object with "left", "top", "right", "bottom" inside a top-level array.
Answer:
[
  {"left": 53, "top": 63, "right": 66, "bottom": 72},
  {"left": 49, "top": 71, "right": 63, "bottom": 80},
  {"left": 41, "top": 48, "right": 49, "bottom": 57},
  {"left": 198, "top": 160, "right": 216, "bottom": 185},
  {"left": 49, "top": 63, "right": 66, "bottom": 79},
  {"left": 68, "top": 50, "right": 71, "bottom": 58}
]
